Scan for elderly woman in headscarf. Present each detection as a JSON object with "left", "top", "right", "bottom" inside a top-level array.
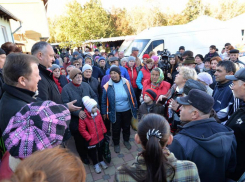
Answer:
[{"left": 141, "top": 67, "right": 171, "bottom": 103}]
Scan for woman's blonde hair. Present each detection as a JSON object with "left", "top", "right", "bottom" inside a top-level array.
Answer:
[
  {"left": 179, "top": 67, "right": 197, "bottom": 80},
  {"left": 7, "top": 147, "right": 86, "bottom": 182}
]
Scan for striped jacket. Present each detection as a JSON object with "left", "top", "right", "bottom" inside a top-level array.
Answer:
[{"left": 115, "top": 149, "right": 200, "bottom": 182}]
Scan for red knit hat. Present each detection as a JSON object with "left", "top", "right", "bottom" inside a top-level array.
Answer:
[
  {"left": 143, "top": 54, "right": 150, "bottom": 59},
  {"left": 145, "top": 88, "right": 157, "bottom": 101}
]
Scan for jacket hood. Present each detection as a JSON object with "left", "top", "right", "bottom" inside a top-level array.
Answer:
[{"left": 179, "top": 118, "right": 235, "bottom": 158}]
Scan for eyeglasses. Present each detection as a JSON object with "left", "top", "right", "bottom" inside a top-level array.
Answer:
[{"left": 74, "top": 64, "right": 80, "bottom": 66}]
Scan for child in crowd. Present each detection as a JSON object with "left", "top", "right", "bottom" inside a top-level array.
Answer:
[
  {"left": 79, "top": 96, "right": 108, "bottom": 174},
  {"left": 138, "top": 88, "right": 165, "bottom": 121},
  {"left": 115, "top": 114, "right": 200, "bottom": 182}
]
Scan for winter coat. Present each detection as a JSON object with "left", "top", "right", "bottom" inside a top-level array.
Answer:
[
  {"left": 207, "top": 69, "right": 216, "bottom": 89},
  {"left": 105, "top": 66, "right": 131, "bottom": 82},
  {"left": 63, "top": 62, "right": 71, "bottom": 71},
  {"left": 138, "top": 102, "right": 164, "bottom": 121},
  {"left": 82, "top": 76, "right": 100, "bottom": 99},
  {"left": 78, "top": 109, "right": 106, "bottom": 146},
  {"left": 125, "top": 64, "right": 138, "bottom": 88},
  {"left": 226, "top": 105, "right": 245, "bottom": 180},
  {"left": 213, "top": 80, "right": 234, "bottom": 122},
  {"left": 0, "top": 69, "right": 4, "bottom": 99},
  {"left": 0, "top": 84, "right": 37, "bottom": 136},
  {"left": 92, "top": 66, "right": 104, "bottom": 80},
  {"left": 136, "top": 66, "right": 152, "bottom": 90},
  {"left": 142, "top": 79, "right": 171, "bottom": 101},
  {"left": 169, "top": 117, "right": 237, "bottom": 182},
  {"left": 61, "top": 82, "right": 98, "bottom": 134},
  {"left": 99, "top": 65, "right": 109, "bottom": 76},
  {"left": 101, "top": 77, "right": 137, "bottom": 123},
  {"left": 58, "top": 75, "right": 69, "bottom": 88},
  {"left": 204, "top": 52, "right": 220, "bottom": 60},
  {"left": 38, "top": 64, "right": 63, "bottom": 104},
  {"left": 166, "top": 64, "right": 178, "bottom": 85}
]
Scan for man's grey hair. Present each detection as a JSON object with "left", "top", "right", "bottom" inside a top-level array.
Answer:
[
  {"left": 238, "top": 80, "right": 245, "bottom": 86},
  {"left": 31, "top": 41, "right": 50, "bottom": 55},
  {"left": 66, "top": 65, "right": 75, "bottom": 72}
]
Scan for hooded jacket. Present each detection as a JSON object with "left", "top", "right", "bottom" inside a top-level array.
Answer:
[
  {"left": 78, "top": 109, "right": 106, "bottom": 146},
  {"left": 125, "top": 64, "right": 138, "bottom": 88},
  {"left": 82, "top": 76, "right": 100, "bottom": 98},
  {"left": 169, "top": 117, "right": 237, "bottom": 182},
  {"left": 101, "top": 77, "right": 137, "bottom": 123}
]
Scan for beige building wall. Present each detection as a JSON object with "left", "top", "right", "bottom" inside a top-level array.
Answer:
[{"left": 0, "top": 0, "right": 50, "bottom": 53}]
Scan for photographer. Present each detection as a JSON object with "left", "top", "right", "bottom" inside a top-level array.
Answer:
[
  {"left": 166, "top": 55, "right": 179, "bottom": 85},
  {"left": 158, "top": 49, "right": 171, "bottom": 81}
]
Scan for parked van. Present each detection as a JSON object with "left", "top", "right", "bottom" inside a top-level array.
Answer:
[{"left": 124, "top": 16, "right": 243, "bottom": 59}]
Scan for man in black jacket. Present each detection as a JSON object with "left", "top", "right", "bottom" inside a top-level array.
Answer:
[
  {"left": 31, "top": 41, "right": 80, "bottom": 111},
  {"left": 0, "top": 53, "right": 40, "bottom": 135},
  {"left": 225, "top": 68, "right": 245, "bottom": 180}
]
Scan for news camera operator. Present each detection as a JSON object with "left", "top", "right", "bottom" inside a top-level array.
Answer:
[{"left": 158, "top": 49, "right": 171, "bottom": 81}]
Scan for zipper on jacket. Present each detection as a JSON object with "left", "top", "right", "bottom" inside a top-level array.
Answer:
[
  {"left": 93, "top": 117, "right": 100, "bottom": 143},
  {"left": 112, "top": 85, "right": 116, "bottom": 121}
]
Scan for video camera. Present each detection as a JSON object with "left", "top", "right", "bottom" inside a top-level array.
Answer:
[{"left": 158, "top": 49, "right": 171, "bottom": 74}]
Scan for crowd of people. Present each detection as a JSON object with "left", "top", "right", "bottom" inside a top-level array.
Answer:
[{"left": 0, "top": 41, "right": 244, "bottom": 182}]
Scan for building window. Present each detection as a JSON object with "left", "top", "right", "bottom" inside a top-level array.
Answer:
[{"left": 1, "top": 26, "right": 9, "bottom": 42}]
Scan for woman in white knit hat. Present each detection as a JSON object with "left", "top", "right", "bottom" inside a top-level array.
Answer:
[{"left": 82, "top": 64, "right": 100, "bottom": 99}]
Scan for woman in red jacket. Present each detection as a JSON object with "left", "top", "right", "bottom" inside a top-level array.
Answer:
[
  {"left": 125, "top": 56, "right": 140, "bottom": 105},
  {"left": 141, "top": 67, "right": 171, "bottom": 102},
  {"left": 79, "top": 96, "right": 108, "bottom": 174}
]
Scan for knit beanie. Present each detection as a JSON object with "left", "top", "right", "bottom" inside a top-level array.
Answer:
[
  {"left": 110, "top": 66, "right": 121, "bottom": 75},
  {"left": 95, "top": 56, "right": 100, "bottom": 60},
  {"left": 73, "top": 60, "right": 80, "bottom": 65},
  {"left": 69, "top": 68, "right": 82, "bottom": 80},
  {"left": 82, "top": 64, "right": 93, "bottom": 73},
  {"left": 50, "top": 64, "right": 60, "bottom": 71},
  {"left": 145, "top": 88, "right": 157, "bottom": 101},
  {"left": 143, "top": 54, "right": 150, "bottom": 59},
  {"left": 151, "top": 56, "right": 159, "bottom": 62},
  {"left": 121, "top": 57, "right": 128, "bottom": 63},
  {"left": 99, "top": 57, "right": 106, "bottom": 62},
  {"left": 0, "top": 48, "right": 6, "bottom": 55},
  {"left": 82, "top": 96, "right": 97, "bottom": 113},
  {"left": 197, "top": 72, "right": 213, "bottom": 85},
  {"left": 128, "top": 56, "right": 136, "bottom": 62}
]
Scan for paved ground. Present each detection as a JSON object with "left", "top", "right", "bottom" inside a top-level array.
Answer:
[{"left": 66, "top": 128, "right": 143, "bottom": 182}]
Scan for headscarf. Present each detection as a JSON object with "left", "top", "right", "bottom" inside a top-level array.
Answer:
[{"left": 151, "top": 67, "right": 164, "bottom": 89}]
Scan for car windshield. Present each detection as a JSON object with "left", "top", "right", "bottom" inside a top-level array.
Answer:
[{"left": 124, "top": 39, "right": 150, "bottom": 57}]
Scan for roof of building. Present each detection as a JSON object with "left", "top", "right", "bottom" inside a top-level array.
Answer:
[{"left": 0, "top": 5, "right": 21, "bottom": 21}]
